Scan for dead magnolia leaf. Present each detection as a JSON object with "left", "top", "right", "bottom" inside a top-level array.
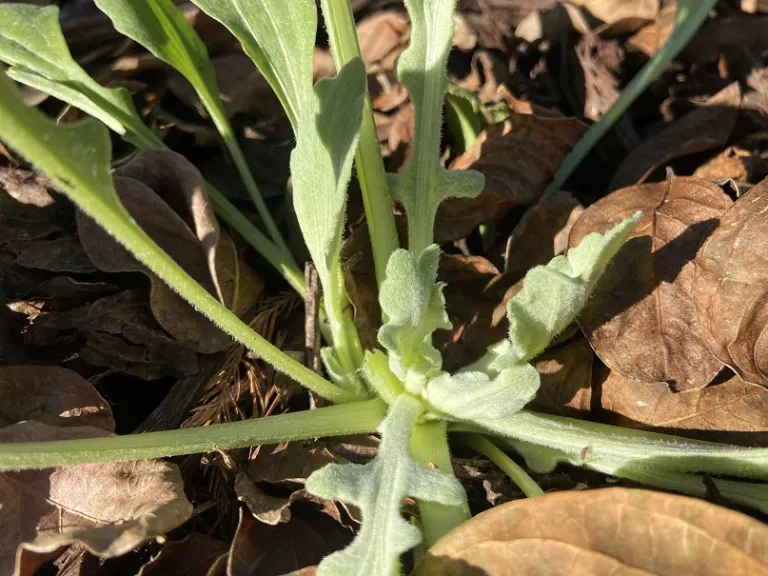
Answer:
[
  {"left": 413, "top": 487, "right": 768, "bottom": 576},
  {"left": 609, "top": 83, "right": 742, "bottom": 190},
  {"left": 0, "top": 367, "right": 192, "bottom": 575},
  {"left": 530, "top": 336, "right": 593, "bottom": 416},
  {"left": 570, "top": 176, "right": 729, "bottom": 391},
  {"left": 138, "top": 533, "right": 228, "bottom": 576},
  {"left": 435, "top": 113, "right": 587, "bottom": 243},
  {"left": 77, "top": 149, "right": 262, "bottom": 354},
  {"left": 599, "top": 366, "right": 768, "bottom": 445},
  {"left": 0, "top": 365, "right": 113, "bottom": 430},
  {"left": 693, "top": 178, "right": 768, "bottom": 387}
]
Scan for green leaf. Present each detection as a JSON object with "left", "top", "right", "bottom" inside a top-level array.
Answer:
[
  {"left": 93, "top": 0, "right": 291, "bottom": 257},
  {"left": 378, "top": 246, "right": 451, "bottom": 393},
  {"left": 389, "top": 0, "right": 484, "bottom": 253},
  {"left": 0, "top": 3, "right": 160, "bottom": 148},
  {"left": 500, "top": 213, "right": 640, "bottom": 364},
  {"left": 424, "top": 363, "right": 539, "bottom": 421},
  {"left": 291, "top": 57, "right": 366, "bottom": 379},
  {"left": 0, "top": 70, "right": 351, "bottom": 405},
  {"left": 306, "top": 394, "right": 465, "bottom": 576},
  {"left": 188, "top": 0, "right": 315, "bottom": 130}
]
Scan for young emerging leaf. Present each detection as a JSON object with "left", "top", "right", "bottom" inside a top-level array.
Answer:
[
  {"left": 500, "top": 213, "right": 641, "bottom": 365},
  {"left": 291, "top": 58, "right": 367, "bottom": 380},
  {"left": 424, "top": 363, "right": 539, "bottom": 421},
  {"left": 0, "top": 71, "right": 351, "bottom": 404},
  {"left": 0, "top": 4, "right": 160, "bottom": 148},
  {"left": 389, "top": 0, "right": 484, "bottom": 252},
  {"left": 378, "top": 246, "right": 451, "bottom": 392},
  {"left": 188, "top": 0, "right": 315, "bottom": 130},
  {"left": 306, "top": 394, "right": 465, "bottom": 576}
]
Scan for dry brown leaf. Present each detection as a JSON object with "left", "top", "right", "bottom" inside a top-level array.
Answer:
[
  {"left": 599, "top": 367, "right": 768, "bottom": 445},
  {"left": 138, "top": 533, "right": 228, "bottom": 576},
  {"left": 609, "top": 83, "right": 742, "bottom": 190},
  {"left": 435, "top": 113, "right": 587, "bottom": 243},
  {"left": 227, "top": 506, "right": 350, "bottom": 576},
  {"left": 0, "top": 365, "right": 113, "bottom": 430},
  {"left": 693, "top": 147, "right": 767, "bottom": 184},
  {"left": 0, "top": 367, "right": 191, "bottom": 575},
  {"left": 575, "top": 0, "right": 659, "bottom": 33},
  {"left": 627, "top": 1, "right": 676, "bottom": 57},
  {"left": 7, "top": 238, "right": 97, "bottom": 274},
  {"left": 570, "top": 176, "right": 729, "bottom": 391},
  {"left": 530, "top": 336, "right": 593, "bottom": 416},
  {"left": 414, "top": 487, "right": 768, "bottom": 576},
  {"left": 78, "top": 149, "right": 262, "bottom": 354},
  {"left": 356, "top": 11, "right": 410, "bottom": 69},
  {"left": 0, "top": 166, "right": 55, "bottom": 208},
  {"left": 693, "top": 178, "right": 768, "bottom": 387}
]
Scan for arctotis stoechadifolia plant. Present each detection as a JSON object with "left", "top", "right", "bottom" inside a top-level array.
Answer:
[{"left": 4, "top": 1, "right": 768, "bottom": 574}]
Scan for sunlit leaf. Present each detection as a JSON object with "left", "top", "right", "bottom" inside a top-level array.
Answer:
[
  {"left": 306, "top": 394, "right": 465, "bottom": 576},
  {"left": 389, "top": 0, "right": 484, "bottom": 252},
  {"left": 188, "top": 0, "right": 315, "bottom": 129},
  {"left": 0, "top": 3, "right": 160, "bottom": 149},
  {"left": 378, "top": 245, "right": 451, "bottom": 392}
]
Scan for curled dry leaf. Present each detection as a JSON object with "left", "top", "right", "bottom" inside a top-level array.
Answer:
[
  {"left": 609, "top": 83, "right": 742, "bottom": 190},
  {"left": 693, "top": 147, "right": 768, "bottom": 185},
  {"left": 569, "top": 176, "right": 729, "bottom": 391},
  {"left": 414, "top": 487, "right": 768, "bottom": 576},
  {"left": 599, "top": 366, "right": 768, "bottom": 445},
  {"left": 0, "top": 366, "right": 192, "bottom": 575},
  {"left": 77, "top": 149, "right": 262, "bottom": 354},
  {"left": 435, "top": 113, "right": 586, "bottom": 243},
  {"left": 530, "top": 336, "right": 593, "bottom": 416},
  {"left": 694, "top": 178, "right": 768, "bottom": 387},
  {"left": 356, "top": 11, "right": 410, "bottom": 69}
]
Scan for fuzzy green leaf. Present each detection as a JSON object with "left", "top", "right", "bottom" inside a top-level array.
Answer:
[
  {"left": 500, "top": 213, "right": 641, "bottom": 364},
  {"left": 0, "top": 70, "right": 351, "bottom": 404},
  {"left": 389, "top": 0, "right": 484, "bottom": 253},
  {"left": 424, "top": 363, "right": 539, "bottom": 421},
  {"left": 306, "top": 394, "right": 465, "bottom": 576},
  {"left": 0, "top": 3, "right": 160, "bottom": 148},
  {"left": 290, "top": 58, "right": 366, "bottom": 380},
  {"left": 378, "top": 246, "right": 451, "bottom": 392},
  {"left": 188, "top": 0, "right": 315, "bottom": 130}
]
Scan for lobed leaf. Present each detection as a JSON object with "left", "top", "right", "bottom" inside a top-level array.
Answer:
[
  {"left": 389, "top": 0, "right": 484, "bottom": 252},
  {"left": 378, "top": 245, "right": 451, "bottom": 392},
  {"left": 188, "top": 0, "right": 315, "bottom": 130},
  {"left": 501, "top": 213, "right": 641, "bottom": 365},
  {"left": 0, "top": 3, "right": 160, "bottom": 149},
  {"left": 306, "top": 394, "right": 465, "bottom": 576},
  {"left": 424, "top": 363, "right": 539, "bottom": 421}
]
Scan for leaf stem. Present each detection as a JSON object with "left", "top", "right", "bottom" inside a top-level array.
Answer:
[
  {"left": 547, "top": 0, "right": 717, "bottom": 192},
  {"left": 457, "top": 433, "right": 544, "bottom": 498},
  {"left": 0, "top": 399, "right": 387, "bottom": 471},
  {"left": 320, "top": 0, "right": 399, "bottom": 286},
  {"left": 203, "top": 93, "right": 294, "bottom": 260},
  {"left": 410, "top": 420, "right": 471, "bottom": 545}
]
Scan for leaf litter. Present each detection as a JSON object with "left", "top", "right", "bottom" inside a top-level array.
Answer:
[{"left": 5, "top": 0, "right": 768, "bottom": 573}]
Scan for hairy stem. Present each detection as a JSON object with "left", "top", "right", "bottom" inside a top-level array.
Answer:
[
  {"left": 410, "top": 420, "right": 471, "bottom": 545},
  {"left": 457, "top": 433, "right": 543, "bottom": 498},
  {"left": 320, "top": 0, "right": 399, "bottom": 286},
  {"left": 0, "top": 399, "right": 388, "bottom": 471}
]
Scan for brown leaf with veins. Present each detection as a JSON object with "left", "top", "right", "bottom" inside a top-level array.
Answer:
[
  {"left": 531, "top": 336, "right": 593, "bottom": 416},
  {"left": 435, "top": 114, "right": 586, "bottom": 243},
  {"left": 599, "top": 367, "right": 768, "bottom": 445},
  {"left": 569, "top": 176, "right": 729, "bottom": 391},
  {"left": 0, "top": 367, "right": 192, "bottom": 575},
  {"left": 693, "top": 178, "right": 768, "bottom": 387},
  {"left": 414, "top": 487, "right": 768, "bottom": 576},
  {"left": 609, "top": 83, "right": 742, "bottom": 190},
  {"left": 77, "top": 149, "right": 262, "bottom": 354}
]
